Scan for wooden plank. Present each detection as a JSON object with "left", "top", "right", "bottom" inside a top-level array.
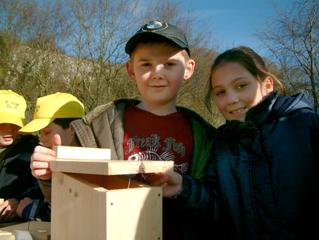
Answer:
[
  {"left": 106, "top": 187, "right": 162, "bottom": 239},
  {"left": 0, "top": 230, "right": 15, "bottom": 240},
  {"left": 66, "top": 174, "right": 148, "bottom": 190},
  {"left": 51, "top": 159, "right": 174, "bottom": 176},
  {"left": 0, "top": 221, "right": 50, "bottom": 240},
  {"left": 51, "top": 172, "right": 108, "bottom": 240},
  {"left": 55, "top": 146, "right": 111, "bottom": 160},
  {"left": 50, "top": 147, "right": 170, "bottom": 239},
  {"left": 51, "top": 172, "right": 162, "bottom": 240}
]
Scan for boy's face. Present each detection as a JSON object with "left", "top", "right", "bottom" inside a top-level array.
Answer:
[
  {"left": 0, "top": 123, "right": 20, "bottom": 148},
  {"left": 211, "top": 62, "right": 273, "bottom": 121},
  {"left": 126, "top": 42, "right": 195, "bottom": 113},
  {"left": 39, "top": 122, "right": 73, "bottom": 148}
]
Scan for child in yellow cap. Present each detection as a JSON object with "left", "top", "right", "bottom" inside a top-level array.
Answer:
[
  {"left": 17, "top": 92, "right": 84, "bottom": 221},
  {"left": 19, "top": 92, "right": 85, "bottom": 148},
  {"left": 0, "top": 90, "right": 43, "bottom": 223}
]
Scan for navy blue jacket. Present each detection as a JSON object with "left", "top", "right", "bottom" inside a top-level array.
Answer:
[
  {"left": 0, "top": 135, "right": 43, "bottom": 200},
  {"left": 213, "top": 92, "right": 319, "bottom": 240}
]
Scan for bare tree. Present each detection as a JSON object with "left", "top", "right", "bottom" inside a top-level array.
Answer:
[
  {"left": 0, "top": 0, "right": 219, "bottom": 124},
  {"left": 0, "top": 0, "right": 74, "bottom": 112},
  {"left": 63, "top": 0, "right": 141, "bottom": 110},
  {"left": 260, "top": 0, "right": 319, "bottom": 111}
]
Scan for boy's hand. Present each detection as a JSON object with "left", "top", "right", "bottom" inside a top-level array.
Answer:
[
  {"left": 0, "top": 198, "right": 19, "bottom": 222},
  {"left": 30, "top": 134, "right": 61, "bottom": 180},
  {"left": 16, "top": 197, "right": 33, "bottom": 217},
  {"left": 145, "top": 171, "right": 183, "bottom": 198}
]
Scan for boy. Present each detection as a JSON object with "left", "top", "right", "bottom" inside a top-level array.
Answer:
[
  {"left": 0, "top": 90, "right": 43, "bottom": 223},
  {"left": 17, "top": 92, "right": 85, "bottom": 221},
  {"left": 31, "top": 21, "right": 216, "bottom": 239}
]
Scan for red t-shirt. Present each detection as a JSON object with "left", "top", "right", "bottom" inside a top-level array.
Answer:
[{"left": 123, "top": 105, "right": 193, "bottom": 174}]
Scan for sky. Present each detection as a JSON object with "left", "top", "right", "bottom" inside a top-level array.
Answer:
[{"left": 178, "top": 0, "right": 295, "bottom": 54}]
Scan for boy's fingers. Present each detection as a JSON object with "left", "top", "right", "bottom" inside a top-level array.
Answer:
[
  {"left": 33, "top": 146, "right": 56, "bottom": 158},
  {"left": 32, "top": 169, "right": 52, "bottom": 180},
  {"left": 32, "top": 160, "right": 50, "bottom": 169},
  {"left": 52, "top": 133, "right": 62, "bottom": 147},
  {"left": 31, "top": 146, "right": 56, "bottom": 162},
  {"left": 0, "top": 202, "right": 7, "bottom": 215},
  {"left": 146, "top": 173, "right": 168, "bottom": 186}
]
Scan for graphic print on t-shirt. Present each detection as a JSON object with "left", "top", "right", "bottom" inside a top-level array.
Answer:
[
  {"left": 125, "top": 134, "right": 188, "bottom": 174},
  {"left": 123, "top": 106, "right": 193, "bottom": 175}
]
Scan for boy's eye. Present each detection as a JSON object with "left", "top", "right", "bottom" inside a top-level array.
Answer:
[
  {"left": 141, "top": 62, "right": 151, "bottom": 67},
  {"left": 165, "top": 62, "right": 175, "bottom": 66},
  {"left": 41, "top": 129, "right": 51, "bottom": 135}
]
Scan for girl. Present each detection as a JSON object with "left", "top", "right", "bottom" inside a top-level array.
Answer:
[{"left": 210, "top": 46, "right": 318, "bottom": 239}]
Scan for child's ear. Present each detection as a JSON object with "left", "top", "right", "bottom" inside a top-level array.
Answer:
[
  {"left": 264, "top": 76, "right": 274, "bottom": 92},
  {"left": 184, "top": 59, "right": 195, "bottom": 80},
  {"left": 125, "top": 60, "right": 135, "bottom": 80}
]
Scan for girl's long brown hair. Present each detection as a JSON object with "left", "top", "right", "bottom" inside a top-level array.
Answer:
[{"left": 210, "top": 46, "right": 285, "bottom": 93}]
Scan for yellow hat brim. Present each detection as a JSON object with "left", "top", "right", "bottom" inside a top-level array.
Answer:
[
  {"left": 0, "top": 113, "right": 24, "bottom": 127},
  {"left": 19, "top": 118, "right": 53, "bottom": 133}
]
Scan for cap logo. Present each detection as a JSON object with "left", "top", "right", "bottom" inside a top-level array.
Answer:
[
  {"left": 5, "top": 100, "right": 20, "bottom": 110},
  {"left": 142, "top": 20, "right": 168, "bottom": 32}
]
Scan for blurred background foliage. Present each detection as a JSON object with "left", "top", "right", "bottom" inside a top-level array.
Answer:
[{"left": 0, "top": 0, "right": 318, "bottom": 127}]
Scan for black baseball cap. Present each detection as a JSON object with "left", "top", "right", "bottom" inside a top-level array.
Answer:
[{"left": 125, "top": 20, "right": 190, "bottom": 56}]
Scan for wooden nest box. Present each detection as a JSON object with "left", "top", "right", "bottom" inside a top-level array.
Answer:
[{"left": 50, "top": 146, "right": 173, "bottom": 240}]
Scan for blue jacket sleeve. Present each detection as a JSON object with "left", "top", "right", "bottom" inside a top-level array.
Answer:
[{"left": 174, "top": 159, "right": 217, "bottom": 221}]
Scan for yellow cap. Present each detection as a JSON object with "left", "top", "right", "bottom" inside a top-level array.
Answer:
[
  {"left": 19, "top": 92, "right": 84, "bottom": 133},
  {"left": 0, "top": 90, "right": 26, "bottom": 127}
]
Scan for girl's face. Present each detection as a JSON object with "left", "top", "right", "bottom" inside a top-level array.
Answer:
[
  {"left": 211, "top": 62, "right": 273, "bottom": 121},
  {"left": 39, "top": 122, "right": 73, "bottom": 148},
  {"left": 0, "top": 123, "right": 20, "bottom": 148}
]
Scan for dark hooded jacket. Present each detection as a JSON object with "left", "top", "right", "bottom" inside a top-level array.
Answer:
[
  {"left": 0, "top": 135, "right": 43, "bottom": 200},
  {"left": 213, "top": 92, "right": 319, "bottom": 240}
]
